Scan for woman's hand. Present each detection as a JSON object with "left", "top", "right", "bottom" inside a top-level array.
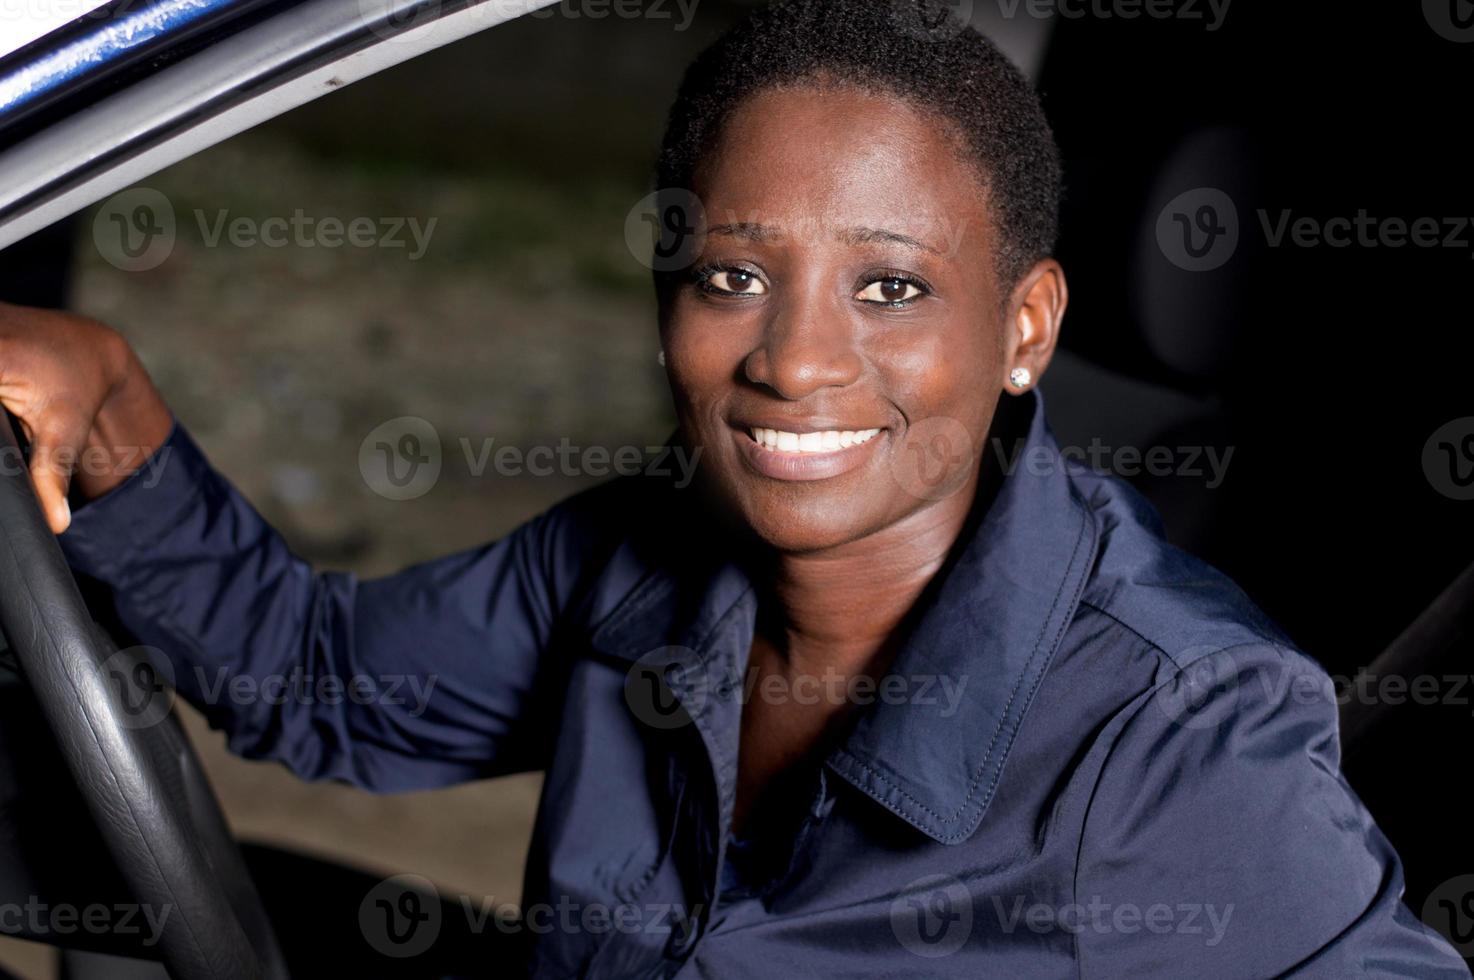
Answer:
[{"left": 0, "top": 302, "right": 173, "bottom": 534}]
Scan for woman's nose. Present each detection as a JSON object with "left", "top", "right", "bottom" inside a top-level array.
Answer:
[{"left": 742, "top": 297, "right": 863, "bottom": 400}]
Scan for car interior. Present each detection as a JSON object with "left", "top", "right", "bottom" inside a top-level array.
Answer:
[{"left": 0, "top": 1, "right": 1469, "bottom": 977}]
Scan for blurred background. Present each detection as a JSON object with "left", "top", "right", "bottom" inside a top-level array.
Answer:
[{"left": 0, "top": 0, "right": 1472, "bottom": 975}]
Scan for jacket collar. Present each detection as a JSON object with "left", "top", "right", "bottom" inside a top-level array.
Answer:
[{"left": 590, "top": 389, "right": 1099, "bottom": 845}]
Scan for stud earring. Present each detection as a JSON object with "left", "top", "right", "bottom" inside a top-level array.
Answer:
[
  {"left": 657, "top": 349, "right": 666, "bottom": 367},
  {"left": 1009, "top": 366, "right": 1032, "bottom": 388}
]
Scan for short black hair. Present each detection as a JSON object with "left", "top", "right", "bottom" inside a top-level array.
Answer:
[{"left": 655, "top": 0, "right": 1062, "bottom": 293}]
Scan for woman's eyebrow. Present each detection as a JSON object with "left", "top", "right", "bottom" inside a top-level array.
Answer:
[
  {"left": 708, "top": 221, "right": 783, "bottom": 242},
  {"left": 838, "top": 226, "right": 942, "bottom": 255},
  {"left": 707, "top": 221, "right": 942, "bottom": 255}
]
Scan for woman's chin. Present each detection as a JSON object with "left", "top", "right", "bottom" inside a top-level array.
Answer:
[{"left": 727, "top": 492, "right": 886, "bottom": 555}]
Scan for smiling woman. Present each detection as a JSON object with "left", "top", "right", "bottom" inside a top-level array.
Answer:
[{"left": 0, "top": 0, "right": 1467, "bottom": 977}]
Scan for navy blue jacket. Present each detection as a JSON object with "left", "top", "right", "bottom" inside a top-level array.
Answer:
[{"left": 60, "top": 390, "right": 1467, "bottom": 978}]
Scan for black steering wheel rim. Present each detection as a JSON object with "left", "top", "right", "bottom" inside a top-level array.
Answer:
[{"left": 0, "top": 413, "right": 289, "bottom": 979}]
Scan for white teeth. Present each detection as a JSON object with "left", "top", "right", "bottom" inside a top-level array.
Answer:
[{"left": 749, "top": 427, "right": 881, "bottom": 453}]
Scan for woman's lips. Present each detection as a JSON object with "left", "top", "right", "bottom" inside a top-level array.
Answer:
[{"left": 733, "top": 425, "right": 886, "bottom": 481}]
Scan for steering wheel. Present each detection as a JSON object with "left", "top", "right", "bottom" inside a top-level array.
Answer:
[{"left": 0, "top": 413, "right": 290, "bottom": 979}]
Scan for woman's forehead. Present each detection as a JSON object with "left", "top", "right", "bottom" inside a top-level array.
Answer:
[{"left": 693, "top": 87, "right": 993, "bottom": 260}]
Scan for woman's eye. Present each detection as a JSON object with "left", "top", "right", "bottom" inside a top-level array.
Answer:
[
  {"left": 704, "top": 269, "right": 768, "bottom": 295},
  {"left": 855, "top": 277, "right": 924, "bottom": 305}
]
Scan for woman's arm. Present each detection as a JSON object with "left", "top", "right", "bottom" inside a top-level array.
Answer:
[
  {"left": 0, "top": 302, "right": 590, "bottom": 790},
  {"left": 1075, "top": 643, "right": 1468, "bottom": 978}
]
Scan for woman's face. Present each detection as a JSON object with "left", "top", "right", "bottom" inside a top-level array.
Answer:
[{"left": 662, "top": 85, "right": 1062, "bottom": 554}]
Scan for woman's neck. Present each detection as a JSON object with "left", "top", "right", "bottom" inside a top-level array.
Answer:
[{"left": 751, "top": 485, "right": 979, "bottom": 677}]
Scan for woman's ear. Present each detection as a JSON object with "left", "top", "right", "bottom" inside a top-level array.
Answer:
[{"left": 1002, "top": 258, "right": 1067, "bottom": 393}]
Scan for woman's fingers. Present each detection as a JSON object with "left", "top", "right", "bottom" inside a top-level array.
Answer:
[
  {"left": 26, "top": 411, "right": 90, "bottom": 534},
  {"left": 0, "top": 304, "right": 171, "bottom": 533}
]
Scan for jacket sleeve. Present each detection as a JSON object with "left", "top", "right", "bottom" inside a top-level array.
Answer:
[
  {"left": 60, "top": 419, "right": 596, "bottom": 792},
  {"left": 1075, "top": 641, "right": 1469, "bottom": 978}
]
